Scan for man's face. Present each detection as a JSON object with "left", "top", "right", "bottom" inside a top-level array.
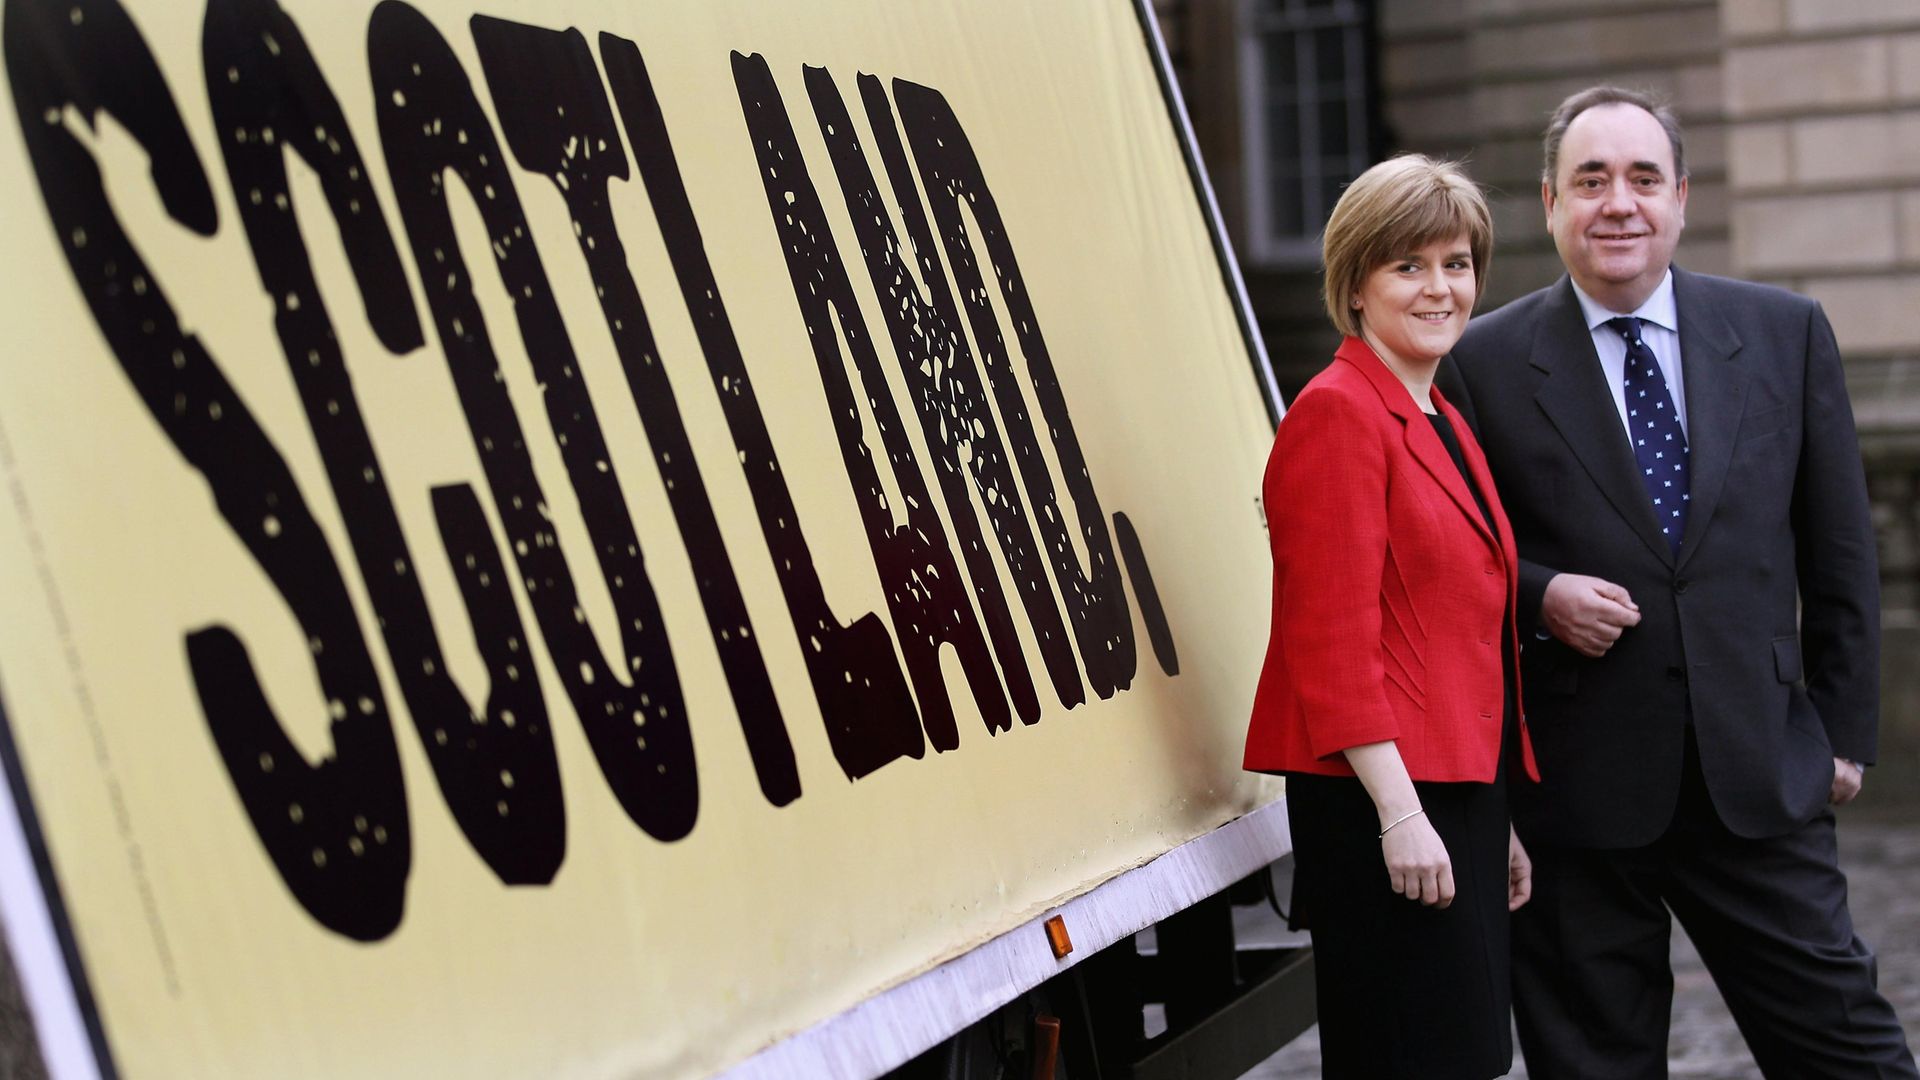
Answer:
[{"left": 1544, "top": 103, "right": 1689, "bottom": 310}]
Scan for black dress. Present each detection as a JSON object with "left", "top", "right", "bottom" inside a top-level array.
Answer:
[{"left": 1283, "top": 410, "right": 1522, "bottom": 1079}]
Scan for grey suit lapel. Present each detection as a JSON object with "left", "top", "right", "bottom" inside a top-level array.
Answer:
[
  {"left": 1530, "top": 278, "right": 1676, "bottom": 565},
  {"left": 1672, "top": 268, "right": 1748, "bottom": 570}
]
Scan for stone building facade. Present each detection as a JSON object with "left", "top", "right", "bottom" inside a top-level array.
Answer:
[{"left": 1156, "top": 0, "right": 1920, "bottom": 803}]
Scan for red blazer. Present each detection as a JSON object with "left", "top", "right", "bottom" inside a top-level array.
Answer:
[{"left": 1244, "top": 338, "right": 1538, "bottom": 782}]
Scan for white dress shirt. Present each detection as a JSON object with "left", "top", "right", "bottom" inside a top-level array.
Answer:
[{"left": 1570, "top": 269, "right": 1688, "bottom": 441}]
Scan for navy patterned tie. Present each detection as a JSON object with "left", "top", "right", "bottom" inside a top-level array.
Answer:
[{"left": 1609, "top": 316, "right": 1688, "bottom": 553}]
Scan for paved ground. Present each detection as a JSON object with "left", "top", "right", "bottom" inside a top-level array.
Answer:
[
  {"left": 0, "top": 939, "right": 44, "bottom": 1080},
  {"left": 1247, "top": 816, "right": 1920, "bottom": 1078}
]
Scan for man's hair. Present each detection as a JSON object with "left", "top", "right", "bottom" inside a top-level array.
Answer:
[
  {"left": 1321, "top": 154, "right": 1493, "bottom": 339},
  {"left": 1542, "top": 85, "right": 1688, "bottom": 191}
]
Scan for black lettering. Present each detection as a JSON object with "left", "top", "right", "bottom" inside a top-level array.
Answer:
[
  {"left": 734, "top": 57, "right": 1012, "bottom": 747},
  {"left": 599, "top": 36, "right": 922, "bottom": 779},
  {"left": 817, "top": 69, "right": 1085, "bottom": 718},
  {"left": 893, "top": 80, "right": 1137, "bottom": 698},
  {"left": 1112, "top": 512, "right": 1177, "bottom": 676},
  {"left": 204, "top": 0, "right": 564, "bottom": 885},
  {"left": 5, "top": 0, "right": 406, "bottom": 940},
  {"left": 369, "top": 1, "right": 694, "bottom": 840},
  {"left": 468, "top": 16, "right": 798, "bottom": 806}
]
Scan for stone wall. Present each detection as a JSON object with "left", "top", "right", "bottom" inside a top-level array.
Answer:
[{"left": 1722, "top": 0, "right": 1920, "bottom": 453}]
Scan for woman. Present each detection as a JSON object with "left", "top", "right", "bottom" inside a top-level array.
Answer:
[{"left": 1243, "top": 155, "right": 1538, "bottom": 1079}]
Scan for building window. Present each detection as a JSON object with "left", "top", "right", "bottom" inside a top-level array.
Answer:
[{"left": 1240, "top": 0, "right": 1376, "bottom": 265}]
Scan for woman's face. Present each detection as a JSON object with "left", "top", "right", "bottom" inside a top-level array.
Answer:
[{"left": 1354, "top": 232, "right": 1477, "bottom": 368}]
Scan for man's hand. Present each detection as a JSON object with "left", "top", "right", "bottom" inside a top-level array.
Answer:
[
  {"left": 1831, "top": 758, "right": 1864, "bottom": 805},
  {"left": 1541, "top": 573, "right": 1641, "bottom": 657},
  {"left": 1507, "top": 825, "right": 1533, "bottom": 912}
]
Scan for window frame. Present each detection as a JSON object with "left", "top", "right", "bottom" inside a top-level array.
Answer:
[{"left": 1237, "top": 0, "right": 1376, "bottom": 266}]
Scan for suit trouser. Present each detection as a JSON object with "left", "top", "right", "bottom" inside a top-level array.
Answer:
[{"left": 1512, "top": 732, "right": 1917, "bottom": 1079}]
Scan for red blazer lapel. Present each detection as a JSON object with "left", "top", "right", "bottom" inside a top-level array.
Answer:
[{"left": 1335, "top": 338, "right": 1500, "bottom": 557}]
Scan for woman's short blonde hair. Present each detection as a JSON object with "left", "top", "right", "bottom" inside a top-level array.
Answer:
[{"left": 1321, "top": 155, "right": 1493, "bottom": 338}]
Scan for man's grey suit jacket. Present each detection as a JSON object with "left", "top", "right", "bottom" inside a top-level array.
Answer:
[{"left": 1440, "top": 267, "right": 1880, "bottom": 848}]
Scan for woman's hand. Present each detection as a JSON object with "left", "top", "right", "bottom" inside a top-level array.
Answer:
[
  {"left": 1342, "top": 740, "right": 1455, "bottom": 907},
  {"left": 1381, "top": 811, "right": 1454, "bottom": 908},
  {"left": 1507, "top": 825, "right": 1533, "bottom": 912}
]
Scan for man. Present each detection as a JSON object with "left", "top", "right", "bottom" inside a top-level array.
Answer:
[{"left": 1439, "top": 86, "right": 1917, "bottom": 1077}]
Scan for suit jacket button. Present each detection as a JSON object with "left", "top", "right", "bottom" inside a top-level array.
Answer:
[
  {"left": 1666, "top": 666, "right": 1686, "bottom": 682},
  {"left": 1674, "top": 578, "right": 1690, "bottom": 594}
]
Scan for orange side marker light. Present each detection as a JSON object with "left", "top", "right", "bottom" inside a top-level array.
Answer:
[{"left": 1043, "top": 914, "right": 1072, "bottom": 959}]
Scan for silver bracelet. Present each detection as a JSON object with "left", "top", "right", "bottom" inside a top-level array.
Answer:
[{"left": 1379, "top": 808, "right": 1426, "bottom": 839}]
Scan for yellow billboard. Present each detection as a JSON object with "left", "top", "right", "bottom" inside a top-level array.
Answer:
[{"left": 0, "top": 0, "right": 1280, "bottom": 1074}]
